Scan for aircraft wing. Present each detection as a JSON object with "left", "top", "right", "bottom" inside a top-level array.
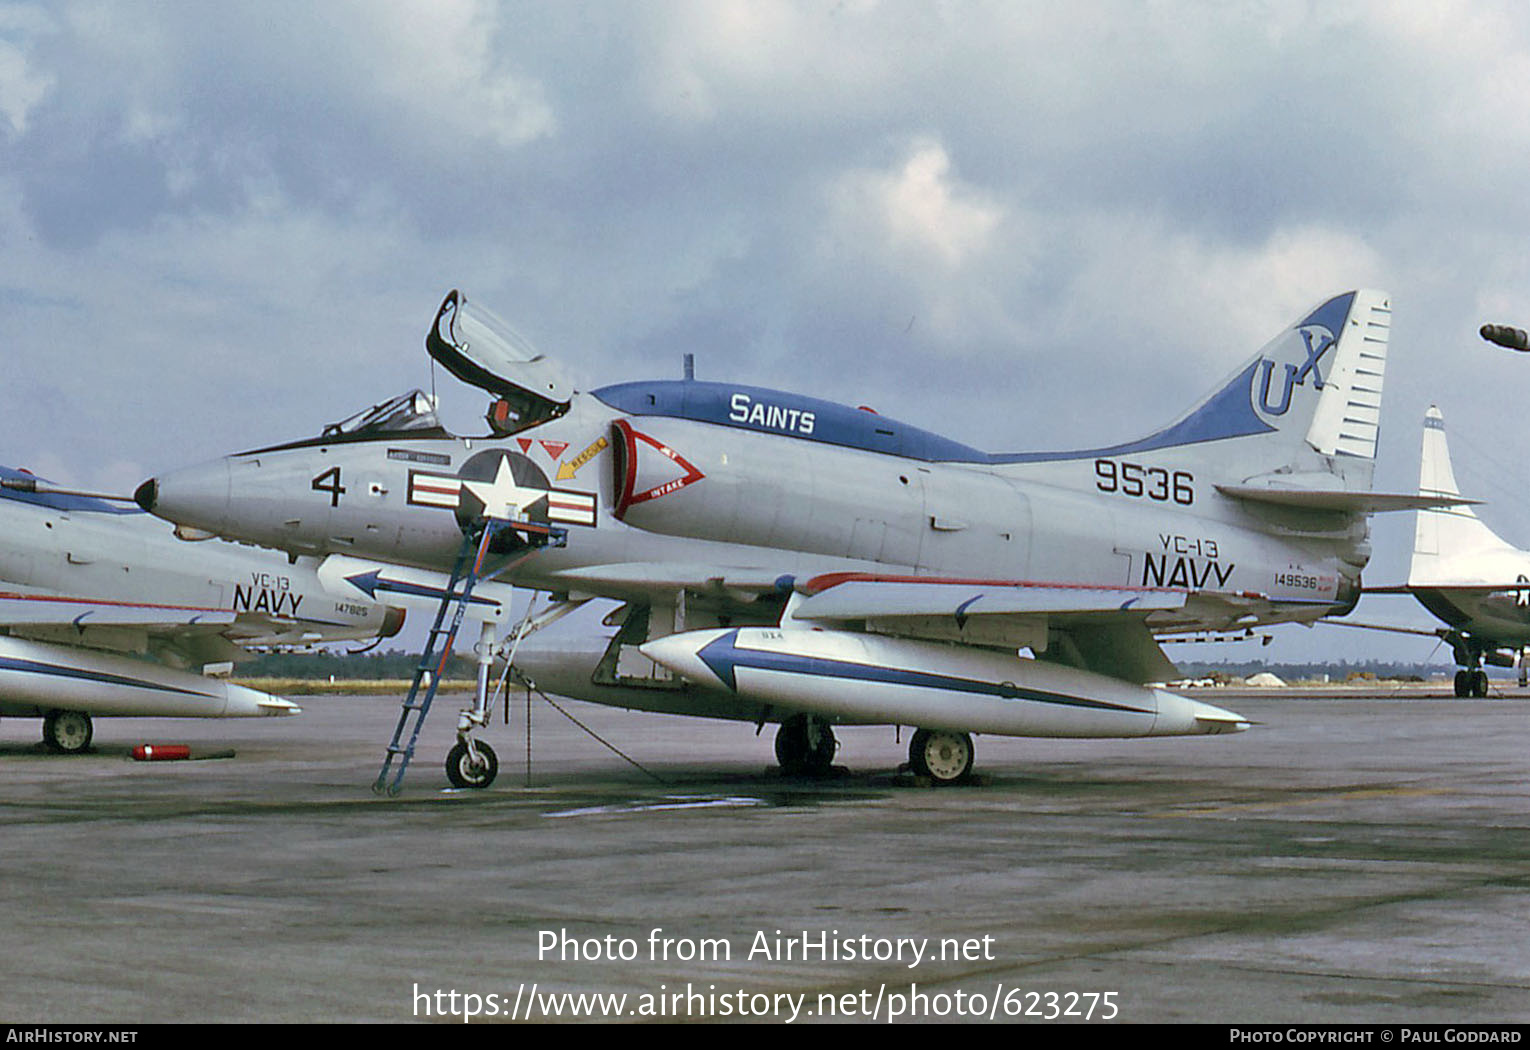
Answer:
[
  {"left": 1217, "top": 486, "right": 1479, "bottom": 513},
  {"left": 535, "top": 565, "right": 1199, "bottom": 683},
  {"left": 0, "top": 590, "right": 236, "bottom": 629},
  {"left": 539, "top": 564, "right": 1195, "bottom": 617},
  {"left": 787, "top": 573, "right": 1189, "bottom": 685},
  {"left": 793, "top": 573, "right": 1187, "bottom": 619},
  {"left": 0, "top": 584, "right": 395, "bottom": 668}
]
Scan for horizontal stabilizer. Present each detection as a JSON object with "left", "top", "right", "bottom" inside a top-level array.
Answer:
[
  {"left": 1217, "top": 485, "right": 1478, "bottom": 513},
  {"left": 1366, "top": 582, "right": 1530, "bottom": 594}
]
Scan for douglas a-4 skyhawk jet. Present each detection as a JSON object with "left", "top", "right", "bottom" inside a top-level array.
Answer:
[{"left": 136, "top": 288, "right": 1454, "bottom": 785}]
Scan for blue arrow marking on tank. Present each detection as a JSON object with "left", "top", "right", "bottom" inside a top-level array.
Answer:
[
  {"left": 695, "top": 630, "right": 1149, "bottom": 713},
  {"left": 344, "top": 570, "right": 498, "bottom": 606}
]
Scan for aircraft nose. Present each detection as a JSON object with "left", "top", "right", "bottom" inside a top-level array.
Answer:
[
  {"left": 135, "top": 458, "right": 233, "bottom": 534},
  {"left": 133, "top": 477, "right": 157, "bottom": 513}
]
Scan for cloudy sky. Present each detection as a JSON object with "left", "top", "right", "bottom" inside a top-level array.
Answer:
[{"left": 4, "top": 0, "right": 1530, "bottom": 663}]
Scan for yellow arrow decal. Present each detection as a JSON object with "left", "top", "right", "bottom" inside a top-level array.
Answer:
[{"left": 557, "top": 435, "right": 609, "bottom": 481}]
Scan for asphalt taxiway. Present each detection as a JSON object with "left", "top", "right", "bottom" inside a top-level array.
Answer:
[{"left": 2, "top": 685, "right": 1529, "bottom": 1024}]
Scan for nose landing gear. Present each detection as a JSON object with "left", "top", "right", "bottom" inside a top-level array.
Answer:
[{"left": 446, "top": 739, "right": 499, "bottom": 789}]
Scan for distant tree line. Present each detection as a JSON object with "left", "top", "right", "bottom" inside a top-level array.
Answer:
[{"left": 1175, "top": 659, "right": 1455, "bottom": 680}]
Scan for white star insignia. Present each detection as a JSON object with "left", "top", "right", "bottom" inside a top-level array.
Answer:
[{"left": 459, "top": 456, "right": 548, "bottom": 522}]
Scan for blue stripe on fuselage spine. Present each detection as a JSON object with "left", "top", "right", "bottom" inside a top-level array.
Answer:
[
  {"left": 592, "top": 292, "right": 1358, "bottom": 465},
  {"left": 592, "top": 375, "right": 1269, "bottom": 466},
  {"left": 592, "top": 381, "right": 989, "bottom": 463},
  {"left": 696, "top": 630, "right": 1151, "bottom": 714},
  {"left": 986, "top": 360, "right": 1275, "bottom": 463}
]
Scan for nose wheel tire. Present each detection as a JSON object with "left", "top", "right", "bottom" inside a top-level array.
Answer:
[
  {"left": 908, "top": 728, "right": 974, "bottom": 785},
  {"left": 446, "top": 740, "right": 498, "bottom": 789},
  {"left": 43, "top": 710, "right": 93, "bottom": 754}
]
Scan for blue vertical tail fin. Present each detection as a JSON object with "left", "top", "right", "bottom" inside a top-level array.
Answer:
[{"left": 993, "top": 290, "right": 1391, "bottom": 493}]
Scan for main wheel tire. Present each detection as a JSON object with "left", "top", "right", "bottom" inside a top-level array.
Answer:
[
  {"left": 42, "top": 710, "right": 93, "bottom": 754},
  {"left": 908, "top": 728, "right": 974, "bottom": 785},
  {"left": 774, "top": 715, "right": 837, "bottom": 776},
  {"left": 445, "top": 740, "right": 498, "bottom": 789},
  {"left": 1472, "top": 670, "right": 1490, "bottom": 698},
  {"left": 1454, "top": 670, "right": 1470, "bottom": 698}
]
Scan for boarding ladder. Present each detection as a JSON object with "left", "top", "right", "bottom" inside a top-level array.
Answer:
[{"left": 372, "top": 517, "right": 531, "bottom": 795}]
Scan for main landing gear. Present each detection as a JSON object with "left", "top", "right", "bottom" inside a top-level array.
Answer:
[
  {"left": 1443, "top": 633, "right": 1515, "bottom": 699},
  {"left": 907, "top": 728, "right": 975, "bottom": 786},
  {"left": 772, "top": 717, "right": 978, "bottom": 785},
  {"left": 42, "top": 710, "right": 93, "bottom": 754},
  {"left": 1453, "top": 669, "right": 1489, "bottom": 698},
  {"left": 774, "top": 714, "right": 837, "bottom": 776}
]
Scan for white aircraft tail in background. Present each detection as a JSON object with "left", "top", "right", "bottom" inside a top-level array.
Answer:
[{"left": 1398, "top": 406, "right": 1530, "bottom": 695}]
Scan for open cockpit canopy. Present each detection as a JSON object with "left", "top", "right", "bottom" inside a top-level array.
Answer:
[{"left": 426, "top": 289, "right": 571, "bottom": 436}]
